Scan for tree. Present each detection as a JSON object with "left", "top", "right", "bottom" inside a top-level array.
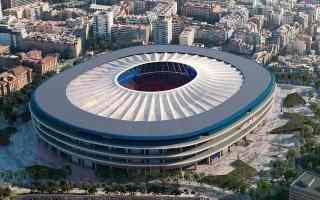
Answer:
[
  {"left": 271, "top": 160, "right": 289, "bottom": 179},
  {"left": 301, "top": 124, "right": 314, "bottom": 141},
  {"left": 308, "top": 90, "right": 314, "bottom": 101},
  {"left": 30, "top": 181, "right": 45, "bottom": 193},
  {"left": 88, "top": 185, "right": 97, "bottom": 194},
  {"left": 80, "top": 183, "right": 89, "bottom": 192},
  {"left": 315, "top": 80, "right": 320, "bottom": 90},
  {"left": 256, "top": 180, "right": 272, "bottom": 200},
  {"left": 103, "top": 185, "right": 112, "bottom": 194},
  {"left": 125, "top": 183, "right": 138, "bottom": 195},
  {"left": 117, "top": 184, "right": 127, "bottom": 193},
  {"left": 239, "top": 182, "right": 248, "bottom": 193},
  {"left": 0, "top": 187, "right": 11, "bottom": 199},
  {"left": 283, "top": 93, "right": 306, "bottom": 108},
  {"left": 183, "top": 171, "right": 194, "bottom": 181},
  {"left": 283, "top": 169, "right": 298, "bottom": 184},
  {"left": 287, "top": 149, "right": 298, "bottom": 169},
  {"left": 59, "top": 180, "right": 72, "bottom": 193},
  {"left": 310, "top": 102, "right": 320, "bottom": 119},
  {"left": 46, "top": 181, "right": 59, "bottom": 193}
]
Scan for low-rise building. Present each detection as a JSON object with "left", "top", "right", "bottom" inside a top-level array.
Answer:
[
  {"left": 151, "top": 1, "right": 177, "bottom": 16},
  {"left": 0, "top": 55, "right": 20, "bottom": 70},
  {"left": 22, "top": 50, "right": 59, "bottom": 76},
  {"left": 5, "top": 19, "right": 86, "bottom": 58},
  {"left": 0, "top": 72, "right": 16, "bottom": 96},
  {"left": 182, "top": 1, "right": 221, "bottom": 22},
  {"left": 25, "top": 49, "right": 42, "bottom": 60},
  {"left": 0, "top": 65, "right": 32, "bottom": 96},
  {"left": 9, "top": 65, "right": 32, "bottom": 90},
  {"left": 196, "top": 24, "right": 232, "bottom": 46},
  {"left": 18, "top": 32, "right": 82, "bottom": 58},
  {"left": 0, "top": 45, "right": 10, "bottom": 55}
]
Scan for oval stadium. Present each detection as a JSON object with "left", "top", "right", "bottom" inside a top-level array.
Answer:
[{"left": 30, "top": 45, "right": 275, "bottom": 170}]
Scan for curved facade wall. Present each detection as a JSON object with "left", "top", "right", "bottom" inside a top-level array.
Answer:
[{"left": 30, "top": 45, "right": 275, "bottom": 169}]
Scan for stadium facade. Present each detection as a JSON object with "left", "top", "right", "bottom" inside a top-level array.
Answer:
[{"left": 30, "top": 45, "right": 275, "bottom": 170}]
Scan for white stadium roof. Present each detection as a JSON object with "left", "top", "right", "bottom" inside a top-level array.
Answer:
[
  {"left": 31, "top": 45, "right": 273, "bottom": 140},
  {"left": 66, "top": 53, "right": 243, "bottom": 122}
]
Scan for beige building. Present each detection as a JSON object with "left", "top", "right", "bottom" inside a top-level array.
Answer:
[
  {"left": 179, "top": 26, "right": 195, "bottom": 46},
  {"left": 0, "top": 72, "right": 17, "bottom": 96},
  {"left": 111, "top": 24, "right": 150, "bottom": 46},
  {"left": 0, "top": 65, "right": 32, "bottom": 96},
  {"left": 22, "top": 50, "right": 59, "bottom": 76},
  {"left": 18, "top": 33, "right": 82, "bottom": 58},
  {"left": 9, "top": 65, "right": 32, "bottom": 90},
  {"left": 0, "top": 45, "right": 10, "bottom": 55}
]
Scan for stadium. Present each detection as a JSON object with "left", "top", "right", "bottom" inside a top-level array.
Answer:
[{"left": 30, "top": 45, "right": 275, "bottom": 170}]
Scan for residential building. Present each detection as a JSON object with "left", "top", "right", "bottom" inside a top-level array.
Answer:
[
  {"left": 0, "top": 45, "right": 10, "bottom": 55},
  {"left": 172, "top": 16, "right": 184, "bottom": 44},
  {"left": 281, "top": 11, "right": 294, "bottom": 25},
  {"left": 134, "top": 0, "right": 146, "bottom": 15},
  {"left": 92, "top": 10, "right": 114, "bottom": 41},
  {"left": 295, "top": 12, "right": 309, "bottom": 29},
  {"left": 111, "top": 24, "right": 150, "bottom": 46},
  {"left": 179, "top": 26, "right": 195, "bottom": 46},
  {"left": 196, "top": 24, "right": 232, "bottom": 46},
  {"left": 151, "top": 1, "right": 177, "bottom": 16},
  {"left": 0, "top": 72, "right": 16, "bottom": 96},
  {"left": 0, "top": 65, "right": 32, "bottom": 96},
  {"left": 18, "top": 32, "right": 82, "bottom": 58},
  {"left": 151, "top": 15, "right": 172, "bottom": 45},
  {"left": 9, "top": 65, "right": 32, "bottom": 90},
  {"left": 22, "top": 50, "right": 59, "bottom": 76},
  {"left": 2, "top": 0, "right": 38, "bottom": 9},
  {"left": 182, "top": 1, "right": 218, "bottom": 22},
  {"left": 25, "top": 50, "right": 42, "bottom": 60},
  {"left": 0, "top": 55, "right": 19, "bottom": 70},
  {"left": 92, "top": 0, "right": 117, "bottom": 6},
  {"left": 0, "top": 25, "right": 18, "bottom": 47}
]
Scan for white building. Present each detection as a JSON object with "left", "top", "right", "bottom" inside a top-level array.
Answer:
[
  {"left": 252, "top": 0, "right": 258, "bottom": 8},
  {"left": 0, "top": 2, "right": 3, "bottom": 19},
  {"left": 92, "top": 10, "right": 114, "bottom": 41},
  {"left": 179, "top": 26, "right": 195, "bottom": 46},
  {"left": 151, "top": 15, "right": 172, "bottom": 45}
]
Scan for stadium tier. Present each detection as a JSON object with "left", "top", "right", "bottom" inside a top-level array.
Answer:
[{"left": 30, "top": 45, "right": 275, "bottom": 170}]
